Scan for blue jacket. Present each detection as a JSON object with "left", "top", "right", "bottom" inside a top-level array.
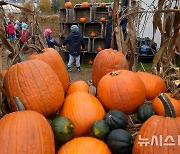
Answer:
[
  {"left": 105, "top": 16, "right": 128, "bottom": 50},
  {"left": 46, "top": 36, "right": 61, "bottom": 49},
  {"left": 63, "top": 31, "right": 85, "bottom": 57}
]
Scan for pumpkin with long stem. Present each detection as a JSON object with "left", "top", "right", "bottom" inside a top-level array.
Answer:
[{"left": 133, "top": 93, "right": 180, "bottom": 154}]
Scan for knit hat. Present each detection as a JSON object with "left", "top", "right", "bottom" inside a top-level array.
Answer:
[
  {"left": 44, "top": 28, "right": 52, "bottom": 36},
  {"left": 22, "top": 23, "right": 28, "bottom": 30},
  {"left": 70, "top": 25, "right": 79, "bottom": 32}
]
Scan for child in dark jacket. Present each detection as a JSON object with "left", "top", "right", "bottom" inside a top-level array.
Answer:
[
  {"left": 62, "top": 25, "right": 85, "bottom": 72},
  {"left": 44, "top": 28, "right": 61, "bottom": 49}
]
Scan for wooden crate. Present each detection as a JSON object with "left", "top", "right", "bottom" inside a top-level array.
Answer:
[
  {"left": 74, "top": 7, "right": 92, "bottom": 23},
  {"left": 83, "top": 37, "right": 91, "bottom": 52},
  {"left": 94, "top": 7, "right": 109, "bottom": 22},
  {"left": 92, "top": 38, "right": 105, "bottom": 53},
  {"left": 59, "top": 9, "right": 66, "bottom": 22},
  {"left": 83, "top": 23, "right": 103, "bottom": 38}
]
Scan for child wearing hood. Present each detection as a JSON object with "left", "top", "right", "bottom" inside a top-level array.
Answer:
[{"left": 62, "top": 25, "right": 85, "bottom": 72}]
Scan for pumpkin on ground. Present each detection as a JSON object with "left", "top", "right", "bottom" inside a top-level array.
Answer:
[
  {"left": 106, "top": 129, "right": 133, "bottom": 154},
  {"left": 57, "top": 137, "right": 112, "bottom": 154},
  {"left": 137, "top": 104, "right": 155, "bottom": 122},
  {"left": 51, "top": 117, "right": 74, "bottom": 143},
  {"left": 92, "top": 48, "right": 129, "bottom": 87},
  {"left": 91, "top": 120, "right": 110, "bottom": 140},
  {"left": 97, "top": 70, "right": 146, "bottom": 114},
  {"left": 136, "top": 72, "right": 166, "bottom": 100},
  {"left": 66, "top": 80, "right": 89, "bottom": 96},
  {"left": 104, "top": 110, "right": 128, "bottom": 130},
  {"left": 0, "top": 111, "right": 55, "bottom": 154},
  {"left": 133, "top": 93, "right": 180, "bottom": 154},
  {"left": 152, "top": 93, "right": 180, "bottom": 116},
  {"left": 4, "top": 59, "right": 64, "bottom": 116},
  {"left": 28, "top": 48, "right": 70, "bottom": 92},
  {"left": 60, "top": 91, "right": 105, "bottom": 137}
]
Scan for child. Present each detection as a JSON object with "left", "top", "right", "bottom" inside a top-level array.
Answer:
[
  {"left": 6, "top": 22, "right": 16, "bottom": 43},
  {"left": 44, "top": 28, "right": 61, "bottom": 49},
  {"left": 62, "top": 25, "right": 85, "bottom": 72},
  {"left": 20, "top": 23, "right": 29, "bottom": 47}
]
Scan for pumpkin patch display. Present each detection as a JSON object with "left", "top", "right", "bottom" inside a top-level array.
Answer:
[
  {"left": 136, "top": 72, "right": 166, "bottom": 100},
  {"left": 4, "top": 59, "right": 64, "bottom": 116},
  {"left": 60, "top": 91, "right": 105, "bottom": 137},
  {"left": 137, "top": 104, "right": 155, "bottom": 122},
  {"left": 51, "top": 117, "right": 74, "bottom": 143},
  {"left": 92, "top": 48, "right": 129, "bottom": 87},
  {"left": 152, "top": 93, "right": 180, "bottom": 116},
  {"left": 133, "top": 93, "right": 180, "bottom": 154},
  {"left": 104, "top": 110, "right": 128, "bottom": 130},
  {"left": 28, "top": 48, "right": 70, "bottom": 92},
  {"left": 57, "top": 137, "right": 112, "bottom": 154},
  {"left": 66, "top": 80, "right": 89, "bottom": 96},
  {"left": 91, "top": 120, "right": 110, "bottom": 140},
  {"left": 0, "top": 111, "right": 55, "bottom": 154},
  {"left": 97, "top": 70, "right": 146, "bottom": 114}
]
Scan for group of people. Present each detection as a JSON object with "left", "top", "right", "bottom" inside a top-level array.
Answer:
[{"left": 5, "top": 19, "right": 30, "bottom": 47}]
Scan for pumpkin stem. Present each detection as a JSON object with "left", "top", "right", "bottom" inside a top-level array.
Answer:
[
  {"left": 14, "top": 96, "right": 25, "bottom": 111},
  {"left": 110, "top": 71, "right": 120, "bottom": 76},
  {"left": 158, "top": 93, "right": 176, "bottom": 118}
]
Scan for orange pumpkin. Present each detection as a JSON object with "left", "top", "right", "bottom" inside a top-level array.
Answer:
[
  {"left": 79, "top": 17, "right": 87, "bottom": 23},
  {"left": 97, "top": 45, "right": 103, "bottom": 52},
  {"left": 4, "top": 59, "right": 64, "bottom": 116},
  {"left": 133, "top": 93, "right": 180, "bottom": 154},
  {"left": 88, "top": 59, "right": 93, "bottom": 65},
  {"left": 90, "top": 31, "right": 96, "bottom": 37},
  {"left": 60, "top": 91, "right": 105, "bottom": 137},
  {"left": 57, "top": 137, "right": 111, "bottom": 154},
  {"left": 0, "top": 111, "right": 55, "bottom": 154},
  {"left": 100, "top": 2, "right": 106, "bottom": 8},
  {"left": 136, "top": 72, "right": 166, "bottom": 100},
  {"left": 92, "top": 48, "right": 129, "bottom": 87},
  {"left": 28, "top": 48, "right": 70, "bottom": 92},
  {"left": 100, "top": 17, "right": 106, "bottom": 23},
  {"left": 66, "top": 80, "right": 89, "bottom": 96},
  {"left": 82, "top": 2, "right": 89, "bottom": 7},
  {"left": 65, "top": 2, "right": 72, "bottom": 8},
  {"left": 152, "top": 93, "right": 180, "bottom": 116},
  {"left": 97, "top": 70, "right": 146, "bottom": 114}
]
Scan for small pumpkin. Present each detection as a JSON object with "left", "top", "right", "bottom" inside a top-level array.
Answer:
[
  {"left": 57, "top": 137, "right": 112, "bottom": 154},
  {"left": 60, "top": 91, "right": 106, "bottom": 137},
  {"left": 100, "top": 2, "right": 106, "bottom": 8},
  {"left": 88, "top": 59, "right": 93, "bottom": 65},
  {"left": 97, "top": 45, "right": 103, "bottom": 52},
  {"left": 79, "top": 17, "right": 87, "bottom": 23},
  {"left": 65, "top": 2, "right": 72, "bottom": 8},
  {"left": 137, "top": 104, "right": 155, "bottom": 122},
  {"left": 100, "top": 17, "right": 106, "bottom": 23},
  {"left": 90, "top": 31, "right": 96, "bottom": 37},
  {"left": 66, "top": 80, "right": 89, "bottom": 96},
  {"left": 91, "top": 120, "right": 110, "bottom": 140},
  {"left": 152, "top": 93, "right": 180, "bottom": 116},
  {"left": 82, "top": 2, "right": 89, "bottom": 7},
  {"left": 51, "top": 116, "right": 74, "bottom": 143},
  {"left": 133, "top": 93, "right": 180, "bottom": 154},
  {"left": 104, "top": 110, "right": 128, "bottom": 130},
  {"left": 106, "top": 129, "right": 133, "bottom": 154},
  {"left": 136, "top": 72, "right": 166, "bottom": 100}
]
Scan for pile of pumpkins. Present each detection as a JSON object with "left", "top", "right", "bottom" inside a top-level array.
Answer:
[{"left": 1, "top": 47, "right": 180, "bottom": 154}]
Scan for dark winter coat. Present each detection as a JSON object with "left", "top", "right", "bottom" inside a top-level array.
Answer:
[
  {"left": 105, "top": 16, "right": 128, "bottom": 50},
  {"left": 63, "top": 31, "right": 85, "bottom": 57},
  {"left": 46, "top": 36, "right": 61, "bottom": 49}
]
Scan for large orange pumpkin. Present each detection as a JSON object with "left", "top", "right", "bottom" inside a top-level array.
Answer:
[
  {"left": 82, "top": 2, "right": 89, "bottom": 7},
  {"left": 4, "top": 59, "right": 64, "bottom": 116},
  {"left": 97, "top": 70, "right": 146, "bottom": 114},
  {"left": 0, "top": 111, "right": 55, "bottom": 154},
  {"left": 92, "top": 49, "right": 129, "bottom": 87},
  {"left": 57, "top": 137, "right": 111, "bottom": 154},
  {"left": 60, "top": 91, "right": 105, "bottom": 137},
  {"left": 65, "top": 2, "right": 72, "bottom": 8},
  {"left": 29, "top": 48, "right": 70, "bottom": 92},
  {"left": 136, "top": 72, "right": 166, "bottom": 100},
  {"left": 133, "top": 93, "right": 180, "bottom": 154},
  {"left": 66, "top": 80, "right": 89, "bottom": 96},
  {"left": 152, "top": 93, "right": 180, "bottom": 116}
]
